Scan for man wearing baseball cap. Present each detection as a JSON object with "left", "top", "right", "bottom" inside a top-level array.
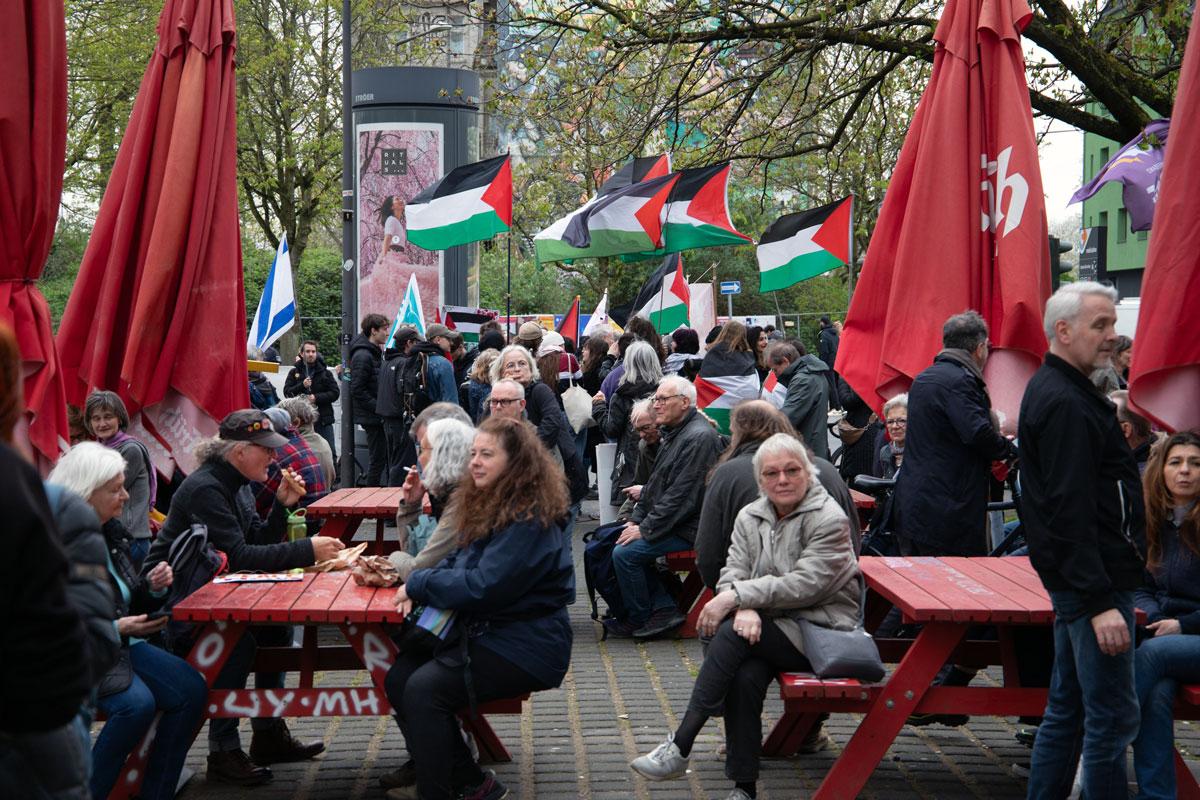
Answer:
[
  {"left": 517, "top": 320, "right": 544, "bottom": 355},
  {"left": 142, "top": 409, "right": 344, "bottom": 785}
]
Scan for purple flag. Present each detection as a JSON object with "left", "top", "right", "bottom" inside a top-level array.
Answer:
[{"left": 1069, "top": 119, "right": 1169, "bottom": 231}]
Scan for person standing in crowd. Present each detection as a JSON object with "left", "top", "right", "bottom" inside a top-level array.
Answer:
[
  {"left": 601, "top": 316, "right": 665, "bottom": 399},
  {"left": 834, "top": 375, "right": 881, "bottom": 481},
  {"left": 745, "top": 325, "right": 769, "bottom": 384},
  {"left": 385, "top": 324, "right": 461, "bottom": 481},
  {"left": 384, "top": 418, "right": 574, "bottom": 800},
  {"left": 142, "top": 410, "right": 343, "bottom": 786},
  {"left": 420, "top": 324, "right": 465, "bottom": 406},
  {"left": 580, "top": 333, "right": 616, "bottom": 394},
  {"left": 83, "top": 390, "right": 157, "bottom": 567},
  {"left": 284, "top": 339, "right": 341, "bottom": 462},
  {"left": 0, "top": 322, "right": 93, "bottom": 800},
  {"left": 1110, "top": 389, "right": 1155, "bottom": 474},
  {"left": 377, "top": 326, "right": 421, "bottom": 483},
  {"left": 817, "top": 314, "right": 841, "bottom": 406},
  {"left": 48, "top": 443, "right": 208, "bottom": 800},
  {"left": 1132, "top": 431, "right": 1200, "bottom": 800},
  {"left": 516, "top": 320, "right": 544, "bottom": 355},
  {"left": 631, "top": 434, "right": 860, "bottom": 800},
  {"left": 277, "top": 397, "right": 336, "bottom": 490},
  {"left": 610, "top": 375, "right": 724, "bottom": 639},
  {"left": 1113, "top": 335, "right": 1133, "bottom": 388},
  {"left": 465, "top": 349, "right": 500, "bottom": 423},
  {"left": 765, "top": 341, "right": 830, "bottom": 460},
  {"left": 895, "top": 311, "right": 1016, "bottom": 557},
  {"left": 351, "top": 313, "right": 390, "bottom": 486},
  {"left": 592, "top": 341, "right": 661, "bottom": 508},
  {"left": 1021, "top": 283, "right": 1144, "bottom": 800},
  {"left": 665, "top": 328, "right": 704, "bottom": 381},
  {"left": 875, "top": 393, "right": 908, "bottom": 479},
  {"left": 698, "top": 321, "right": 760, "bottom": 433}
]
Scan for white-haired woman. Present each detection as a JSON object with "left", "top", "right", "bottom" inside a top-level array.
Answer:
[
  {"left": 631, "top": 433, "right": 861, "bottom": 800},
  {"left": 592, "top": 340, "right": 662, "bottom": 505},
  {"left": 49, "top": 442, "right": 208, "bottom": 800},
  {"left": 875, "top": 393, "right": 908, "bottom": 479},
  {"left": 83, "top": 389, "right": 157, "bottom": 566},
  {"left": 387, "top": 416, "right": 475, "bottom": 583}
]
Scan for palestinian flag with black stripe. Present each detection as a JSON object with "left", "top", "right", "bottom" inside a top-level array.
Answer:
[
  {"left": 598, "top": 154, "right": 672, "bottom": 196},
  {"left": 695, "top": 347, "right": 761, "bottom": 434},
  {"left": 622, "top": 162, "right": 751, "bottom": 261},
  {"left": 407, "top": 155, "right": 512, "bottom": 250},
  {"left": 442, "top": 306, "right": 497, "bottom": 343},
  {"left": 628, "top": 254, "right": 690, "bottom": 333},
  {"left": 757, "top": 196, "right": 853, "bottom": 291},
  {"left": 533, "top": 173, "right": 680, "bottom": 263}
]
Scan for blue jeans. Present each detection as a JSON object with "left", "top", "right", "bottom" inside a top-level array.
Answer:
[
  {"left": 612, "top": 533, "right": 691, "bottom": 624},
  {"left": 92, "top": 642, "right": 208, "bottom": 800},
  {"left": 1027, "top": 589, "right": 1138, "bottom": 800},
  {"left": 1132, "top": 632, "right": 1200, "bottom": 799}
]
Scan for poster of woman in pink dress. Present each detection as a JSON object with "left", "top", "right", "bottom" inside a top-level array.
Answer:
[{"left": 357, "top": 122, "right": 443, "bottom": 325}]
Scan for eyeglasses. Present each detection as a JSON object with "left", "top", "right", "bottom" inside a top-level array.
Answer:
[
  {"left": 652, "top": 393, "right": 682, "bottom": 405},
  {"left": 761, "top": 466, "right": 806, "bottom": 483},
  {"left": 634, "top": 423, "right": 656, "bottom": 433},
  {"left": 489, "top": 397, "right": 521, "bottom": 407},
  {"left": 885, "top": 418, "right": 907, "bottom": 427}
]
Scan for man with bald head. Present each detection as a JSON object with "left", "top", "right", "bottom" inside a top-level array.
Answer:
[{"left": 485, "top": 379, "right": 526, "bottom": 421}]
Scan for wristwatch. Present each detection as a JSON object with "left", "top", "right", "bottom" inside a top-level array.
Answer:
[{"left": 731, "top": 585, "right": 743, "bottom": 608}]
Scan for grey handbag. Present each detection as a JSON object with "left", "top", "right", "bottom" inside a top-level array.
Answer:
[{"left": 796, "top": 575, "right": 885, "bottom": 681}]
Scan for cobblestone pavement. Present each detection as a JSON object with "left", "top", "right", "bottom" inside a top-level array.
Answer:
[{"left": 145, "top": 512, "right": 1200, "bottom": 799}]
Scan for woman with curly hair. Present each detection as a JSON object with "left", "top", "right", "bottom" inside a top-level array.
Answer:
[
  {"left": 383, "top": 417, "right": 574, "bottom": 800},
  {"left": 1132, "top": 431, "right": 1200, "bottom": 799}
]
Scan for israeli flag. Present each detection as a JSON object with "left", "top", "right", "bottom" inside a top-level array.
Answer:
[
  {"left": 247, "top": 234, "right": 296, "bottom": 352},
  {"left": 386, "top": 272, "right": 427, "bottom": 347}
]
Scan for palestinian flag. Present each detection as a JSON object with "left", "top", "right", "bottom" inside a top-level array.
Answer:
[
  {"left": 407, "top": 155, "right": 512, "bottom": 250},
  {"left": 761, "top": 370, "right": 788, "bottom": 409},
  {"left": 533, "top": 173, "right": 679, "bottom": 263},
  {"left": 598, "top": 154, "right": 672, "bottom": 196},
  {"left": 696, "top": 347, "right": 761, "bottom": 434},
  {"left": 623, "top": 162, "right": 751, "bottom": 260},
  {"left": 442, "top": 305, "right": 497, "bottom": 344},
  {"left": 757, "top": 196, "right": 853, "bottom": 292},
  {"left": 629, "top": 254, "right": 690, "bottom": 333}
]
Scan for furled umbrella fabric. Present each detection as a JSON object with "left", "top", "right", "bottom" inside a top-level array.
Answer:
[
  {"left": 1128, "top": 20, "right": 1200, "bottom": 433},
  {"left": 0, "top": 0, "right": 69, "bottom": 462},
  {"left": 835, "top": 0, "right": 1050, "bottom": 426},
  {"left": 56, "top": 0, "right": 247, "bottom": 474}
]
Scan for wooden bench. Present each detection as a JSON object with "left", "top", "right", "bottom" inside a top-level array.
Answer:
[{"left": 665, "top": 550, "right": 711, "bottom": 639}]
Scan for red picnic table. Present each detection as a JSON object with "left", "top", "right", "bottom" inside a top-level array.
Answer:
[
  {"left": 109, "top": 571, "right": 523, "bottom": 799},
  {"left": 306, "top": 487, "right": 405, "bottom": 554},
  {"left": 762, "top": 556, "right": 1200, "bottom": 800},
  {"left": 671, "top": 489, "right": 880, "bottom": 638}
]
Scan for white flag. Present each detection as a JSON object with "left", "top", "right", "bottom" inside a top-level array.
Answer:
[
  {"left": 247, "top": 233, "right": 296, "bottom": 352},
  {"left": 583, "top": 290, "right": 616, "bottom": 336}
]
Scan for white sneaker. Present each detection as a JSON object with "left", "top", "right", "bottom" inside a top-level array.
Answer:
[
  {"left": 630, "top": 732, "right": 689, "bottom": 781},
  {"left": 724, "top": 790, "right": 753, "bottom": 800}
]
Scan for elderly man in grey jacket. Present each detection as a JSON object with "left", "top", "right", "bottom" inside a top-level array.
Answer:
[
  {"left": 767, "top": 341, "right": 831, "bottom": 459},
  {"left": 609, "top": 375, "right": 725, "bottom": 640}
]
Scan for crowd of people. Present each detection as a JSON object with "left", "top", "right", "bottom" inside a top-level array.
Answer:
[{"left": 4, "top": 279, "right": 1197, "bottom": 800}]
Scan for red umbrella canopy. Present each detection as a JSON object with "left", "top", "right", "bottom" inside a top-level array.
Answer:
[
  {"left": 57, "top": 0, "right": 248, "bottom": 473},
  {"left": 0, "top": 0, "right": 70, "bottom": 462},
  {"left": 1128, "top": 19, "right": 1200, "bottom": 433},
  {"left": 836, "top": 0, "right": 1051, "bottom": 429}
]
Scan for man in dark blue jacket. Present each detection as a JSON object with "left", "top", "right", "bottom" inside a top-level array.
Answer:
[
  {"left": 895, "top": 310, "right": 1016, "bottom": 557},
  {"left": 1021, "top": 283, "right": 1143, "bottom": 799}
]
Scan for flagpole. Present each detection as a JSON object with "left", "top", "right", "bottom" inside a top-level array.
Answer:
[
  {"left": 506, "top": 232, "right": 513, "bottom": 340},
  {"left": 847, "top": 193, "right": 856, "bottom": 309},
  {"left": 771, "top": 290, "right": 784, "bottom": 330}
]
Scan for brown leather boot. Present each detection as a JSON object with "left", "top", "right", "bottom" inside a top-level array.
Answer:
[
  {"left": 206, "top": 749, "right": 272, "bottom": 786},
  {"left": 249, "top": 721, "right": 326, "bottom": 764}
]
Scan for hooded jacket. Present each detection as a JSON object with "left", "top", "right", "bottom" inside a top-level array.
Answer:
[
  {"left": 630, "top": 406, "right": 725, "bottom": 544},
  {"left": 718, "top": 485, "right": 861, "bottom": 655},
  {"left": 592, "top": 377, "right": 657, "bottom": 504},
  {"left": 779, "top": 355, "right": 831, "bottom": 459},
  {"left": 349, "top": 333, "right": 383, "bottom": 425},
  {"left": 284, "top": 354, "right": 340, "bottom": 425}
]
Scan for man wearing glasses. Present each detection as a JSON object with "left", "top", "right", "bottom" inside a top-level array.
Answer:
[{"left": 609, "top": 375, "right": 724, "bottom": 640}]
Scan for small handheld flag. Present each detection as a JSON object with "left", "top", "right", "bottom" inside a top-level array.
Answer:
[
  {"left": 757, "top": 197, "right": 853, "bottom": 292},
  {"left": 248, "top": 233, "right": 296, "bottom": 352},
  {"left": 387, "top": 273, "right": 427, "bottom": 346}
]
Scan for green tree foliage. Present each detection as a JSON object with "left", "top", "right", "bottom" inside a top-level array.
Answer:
[{"left": 243, "top": 243, "right": 344, "bottom": 361}]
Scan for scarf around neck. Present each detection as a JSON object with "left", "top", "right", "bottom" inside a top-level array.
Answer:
[{"left": 102, "top": 430, "right": 158, "bottom": 508}]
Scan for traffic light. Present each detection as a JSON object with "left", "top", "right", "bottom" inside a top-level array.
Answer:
[{"left": 1049, "top": 236, "right": 1073, "bottom": 290}]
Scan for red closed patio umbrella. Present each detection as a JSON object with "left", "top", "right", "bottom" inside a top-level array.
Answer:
[
  {"left": 836, "top": 0, "right": 1051, "bottom": 428},
  {"left": 57, "top": 0, "right": 249, "bottom": 473},
  {"left": 1127, "top": 18, "right": 1200, "bottom": 433},
  {"left": 0, "top": 0, "right": 70, "bottom": 463}
]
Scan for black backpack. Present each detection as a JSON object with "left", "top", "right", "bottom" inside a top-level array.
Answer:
[
  {"left": 161, "top": 523, "right": 227, "bottom": 651},
  {"left": 377, "top": 352, "right": 406, "bottom": 419},
  {"left": 395, "top": 352, "right": 433, "bottom": 422}
]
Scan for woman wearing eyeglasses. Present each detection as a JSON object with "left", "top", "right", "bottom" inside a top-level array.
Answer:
[
  {"left": 876, "top": 393, "right": 909, "bottom": 479},
  {"left": 632, "top": 433, "right": 860, "bottom": 800}
]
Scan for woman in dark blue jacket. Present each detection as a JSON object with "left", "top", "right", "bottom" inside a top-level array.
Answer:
[
  {"left": 1133, "top": 431, "right": 1200, "bottom": 800},
  {"left": 384, "top": 416, "right": 574, "bottom": 800}
]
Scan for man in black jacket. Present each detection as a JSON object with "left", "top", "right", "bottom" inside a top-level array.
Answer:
[
  {"left": 1021, "top": 283, "right": 1143, "bottom": 799},
  {"left": 283, "top": 340, "right": 341, "bottom": 463},
  {"left": 611, "top": 375, "right": 725, "bottom": 639},
  {"left": 349, "top": 313, "right": 389, "bottom": 486},
  {"left": 376, "top": 327, "right": 421, "bottom": 485},
  {"left": 895, "top": 310, "right": 1016, "bottom": 556}
]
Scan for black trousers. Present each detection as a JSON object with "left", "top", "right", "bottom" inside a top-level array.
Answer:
[
  {"left": 383, "top": 419, "right": 417, "bottom": 487},
  {"left": 205, "top": 625, "right": 291, "bottom": 751},
  {"left": 383, "top": 641, "right": 550, "bottom": 799},
  {"left": 690, "top": 618, "right": 810, "bottom": 781},
  {"left": 362, "top": 424, "right": 388, "bottom": 487}
]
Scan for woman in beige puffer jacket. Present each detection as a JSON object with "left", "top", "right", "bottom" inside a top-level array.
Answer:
[{"left": 630, "top": 433, "right": 861, "bottom": 800}]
